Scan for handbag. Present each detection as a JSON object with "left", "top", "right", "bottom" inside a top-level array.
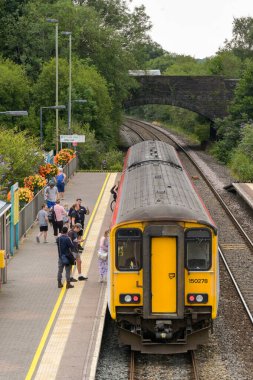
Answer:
[{"left": 97, "top": 248, "right": 108, "bottom": 261}]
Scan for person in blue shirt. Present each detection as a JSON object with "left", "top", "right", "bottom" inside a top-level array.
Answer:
[{"left": 56, "top": 168, "right": 66, "bottom": 200}]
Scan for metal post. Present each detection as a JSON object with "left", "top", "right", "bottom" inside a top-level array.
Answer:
[
  {"left": 68, "top": 34, "right": 72, "bottom": 135},
  {"left": 55, "top": 22, "right": 59, "bottom": 153},
  {"left": 40, "top": 107, "right": 43, "bottom": 146}
]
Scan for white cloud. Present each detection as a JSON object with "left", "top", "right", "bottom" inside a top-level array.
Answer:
[{"left": 129, "top": 0, "right": 253, "bottom": 58}]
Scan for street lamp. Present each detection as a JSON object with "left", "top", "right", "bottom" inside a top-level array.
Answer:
[
  {"left": 61, "top": 31, "right": 72, "bottom": 135},
  {"left": 46, "top": 18, "right": 59, "bottom": 153},
  {"left": 0, "top": 111, "right": 28, "bottom": 116},
  {"left": 40, "top": 105, "right": 66, "bottom": 146}
]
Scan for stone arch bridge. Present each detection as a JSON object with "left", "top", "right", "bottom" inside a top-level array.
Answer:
[{"left": 125, "top": 76, "right": 238, "bottom": 121}]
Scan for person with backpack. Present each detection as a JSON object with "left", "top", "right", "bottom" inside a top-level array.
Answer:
[
  {"left": 56, "top": 168, "right": 66, "bottom": 200},
  {"left": 57, "top": 226, "right": 75, "bottom": 289}
]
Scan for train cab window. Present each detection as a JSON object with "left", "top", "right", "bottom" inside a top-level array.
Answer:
[
  {"left": 116, "top": 229, "right": 142, "bottom": 271},
  {"left": 185, "top": 229, "right": 211, "bottom": 271}
]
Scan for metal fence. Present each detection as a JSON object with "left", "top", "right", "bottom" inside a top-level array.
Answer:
[{"left": 5, "top": 157, "right": 78, "bottom": 257}]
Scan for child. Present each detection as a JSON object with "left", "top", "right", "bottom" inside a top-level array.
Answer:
[{"left": 36, "top": 204, "right": 49, "bottom": 243}]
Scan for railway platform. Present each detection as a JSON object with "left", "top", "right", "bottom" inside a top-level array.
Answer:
[
  {"left": 224, "top": 182, "right": 253, "bottom": 210},
  {"left": 0, "top": 171, "right": 117, "bottom": 380}
]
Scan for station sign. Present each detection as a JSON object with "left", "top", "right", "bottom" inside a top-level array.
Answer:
[{"left": 60, "top": 135, "right": 85, "bottom": 143}]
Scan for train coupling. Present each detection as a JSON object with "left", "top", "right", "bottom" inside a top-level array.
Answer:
[{"left": 155, "top": 320, "right": 173, "bottom": 339}]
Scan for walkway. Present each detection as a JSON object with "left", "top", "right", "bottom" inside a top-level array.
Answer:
[{"left": 0, "top": 172, "right": 117, "bottom": 380}]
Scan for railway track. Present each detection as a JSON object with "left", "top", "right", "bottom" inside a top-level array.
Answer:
[
  {"left": 122, "top": 117, "right": 253, "bottom": 325},
  {"left": 128, "top": 350, "right": 200, "bottom": 380}
]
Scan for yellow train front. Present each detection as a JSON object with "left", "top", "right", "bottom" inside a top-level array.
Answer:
[{"left": 109, "top": 140, "right": 219, "bottom": 354}]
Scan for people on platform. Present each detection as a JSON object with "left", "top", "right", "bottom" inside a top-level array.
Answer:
[
  {"left": 69, "top": 198, "right": 90, "bottom": 228},
  {"left": 44, "top": 180, "right": 58, "bottom": 209},
  {"left": 98, "top": 229, "right": 109, "bottom": 282},
  {"left": 36, "top": 204, "right": 49, "bottom": 243},
  {"left": 68, "top": 223, "right": 88, "bottom": 281},
  {"left": 52, "top": 199, "right": 68, "bottom": 237},
  {"left": 56, "top": 168, "right": 66, "bottom": 200},
  {"left": 57, "top": 226, "right": 75, "bottom": 289}
]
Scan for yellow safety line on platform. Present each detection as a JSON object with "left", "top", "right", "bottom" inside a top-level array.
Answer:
[{"left": 25, "top": 173, "right": 111, "bottom": 380}]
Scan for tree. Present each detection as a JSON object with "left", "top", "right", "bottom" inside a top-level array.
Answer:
[
  {"left": 0, "top": 58, "right": 30, "bottom": 112},
  {"left": 32, "top": 57, "right": 114, "bottom": 147},
  {"left": 205, "top": 51, "right": 242, "bottom": 78},
  {"left": 0, "top": 127, "right": 44, "bottom": 189},
  {"left": 222, "top": 17, "right": 253, "bottom": 60}
]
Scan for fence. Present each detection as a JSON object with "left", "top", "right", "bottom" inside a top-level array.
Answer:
[{"left": 4, "top": 156, "right": 78, "bottom": 258}]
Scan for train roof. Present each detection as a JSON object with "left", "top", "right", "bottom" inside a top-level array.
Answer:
[{"left": 114, "top": 140, "right": 216, "bottom": 230}]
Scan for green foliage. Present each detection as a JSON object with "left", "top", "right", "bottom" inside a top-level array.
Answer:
[
  {"left": 230, "top": 61, "right": 253, "bottom": 119},
  {"left": 32, "top": 57, "right": 113, "bottom": 147},
  {"left": 103, "top": 149, "right": 123, "bottom": 171},
  {"left": 0, "top": 58, "right": 30, "bottom": 113},
  {"left": 210, "top": 117, "right": 241, "bottom": 163},
  {"left": 0, "top": 127, "right": 44, "bottom": 190},
  {"left": 229, "top": 150, "right": 253, "bottom": 181},
  {"left": 222, "top": 17, "right": 253, "bottom": 60},
  {"left": 205, "top": 51, "right": 242, "bottom": 78}
]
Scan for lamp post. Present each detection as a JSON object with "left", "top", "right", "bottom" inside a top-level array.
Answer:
[
  {"left": 0, "top": 111, "right": 28, "bottom": 116},
  {"left": 40, "top": 105, "right": 66, "bottom": 146},
  {"left": 46, "top": 18, "right": 59, "bottom": 153},
  {"left": 61, "top": 31, "right": 72, "bottom": 135}
]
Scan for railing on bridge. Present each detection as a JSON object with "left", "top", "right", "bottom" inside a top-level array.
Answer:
[{"left": 1, "top": 157, "right": 78, "bottom": 284}]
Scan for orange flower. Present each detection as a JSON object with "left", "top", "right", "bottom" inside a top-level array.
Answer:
[{"left": 24, "top": 174, "right": 47, "bottom": 192}]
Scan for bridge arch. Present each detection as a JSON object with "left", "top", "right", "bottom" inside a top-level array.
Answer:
[{"left": 125, "top": 76, "right": 238, "bottom": 122}]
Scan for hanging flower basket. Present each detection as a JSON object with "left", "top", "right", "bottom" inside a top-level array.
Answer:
[
  {"left": 18, "top": 187, "right": 34, "bottom": 207},
  {"left": 54, "top": 150, "right": 72, "bottom": 166},
  {"left": 24, "top": 174, "right": 47, "bottom": 194},
  {"left": 39, "top": 163, "right": 58, "bottom": 181}
]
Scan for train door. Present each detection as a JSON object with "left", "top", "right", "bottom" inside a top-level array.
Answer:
[
  {"left": 151, "top": 237, "right": 177, "bottom": 313},
  {"left": 143, "top": 225, "right": 184, "bottom": 319}
]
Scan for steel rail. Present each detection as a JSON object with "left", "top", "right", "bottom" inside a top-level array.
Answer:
[
  {"left": 129, "top": 350, "right": 135, "bottom": 380},
  {"left": 190, "top": 350, "right": 200, "bottom": 380},
  {"left": 218, "top": 247, "right": 253, "bottom": 324}
]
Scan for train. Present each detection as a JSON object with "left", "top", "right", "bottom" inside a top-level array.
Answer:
[{"left": 108, "top": 140, "right": 219, "bottom": 354}]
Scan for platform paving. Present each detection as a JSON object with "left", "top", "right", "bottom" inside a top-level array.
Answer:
[{"left": 0, "top": 172, "right": 109, "bottom": 380}]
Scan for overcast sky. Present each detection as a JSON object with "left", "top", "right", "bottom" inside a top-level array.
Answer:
[{"left": 129, "top": 0, "right": 252, "bottom": 58}]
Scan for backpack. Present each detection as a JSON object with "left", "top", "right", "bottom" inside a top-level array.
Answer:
[{"left": 48, "top": 207, "right": 56, "bottom": 224}]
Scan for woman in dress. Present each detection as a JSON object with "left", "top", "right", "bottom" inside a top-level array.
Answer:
[{"left": 98, "top": 229, "right": 109, "bottom": 282}]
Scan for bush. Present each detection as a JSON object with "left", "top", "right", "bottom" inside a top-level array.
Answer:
[{"left": 229, "top": 151, "right": 253, "bottom": 181}]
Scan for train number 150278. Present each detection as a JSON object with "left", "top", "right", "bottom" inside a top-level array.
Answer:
[{"left": 189, "top": 279, "right": 208, "bottom": 283}]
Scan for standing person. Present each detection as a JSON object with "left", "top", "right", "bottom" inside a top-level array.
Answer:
[
  {"left": 98, "top": 229, "right": 109, "bottom": 282},
  {"left": 69, "top": 198, "right": 90, "bottom": 229},
  {"left": 44, "top": 180, "right": 58, "bottom": 209},
  {"left": 36, "top": 204, "right": 49, "bottom": 243},
  {"left": 68, "top": 223, "right": 88, "bottom": 281},
  {"left": 56, "top": 168, "right": 66, "bottom": 200},
  {"left": 53, "top": 199, "right": 68, "bottom": 237},
  {"left": 57, "top": 226, "right": 75, "bottom": 289}
]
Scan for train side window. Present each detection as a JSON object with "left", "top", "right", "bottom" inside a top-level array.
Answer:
[
  {"left": 185, "top": 229, "right": 212, "bottom": 271},
  {"left": 116, "top": 229, "right": 142, "bottom": 271}
]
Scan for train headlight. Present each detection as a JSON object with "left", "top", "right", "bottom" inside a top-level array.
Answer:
[
  {"left": 120, "top": 294, "right": 141, "bottom": 304},
  {"left": 124, "top": 295, "right": 132, "bottom": 303},
  {"left": 187, "top": 293, "right": 208, "bottom": 304}
]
